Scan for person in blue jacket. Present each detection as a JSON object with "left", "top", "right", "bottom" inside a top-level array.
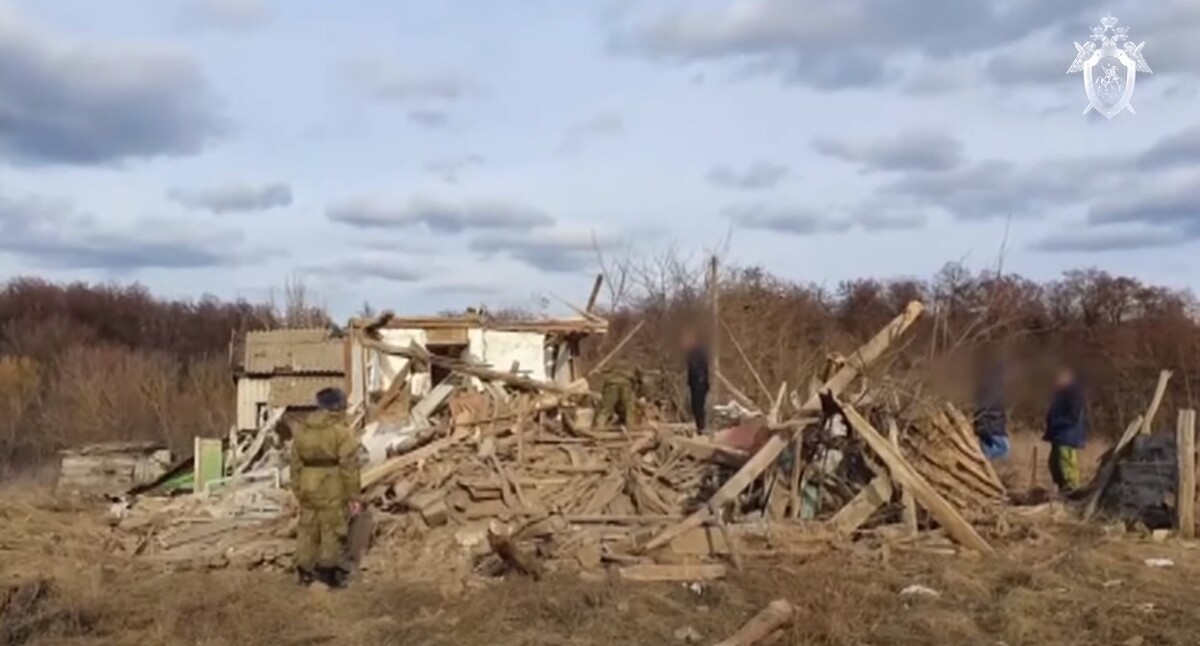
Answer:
[
  {"left": 1044, "top": 366, "right": 1088, "bottom": 493},
  {"left": 973, "top": 361, "right": 1009, "bottom": 460}
]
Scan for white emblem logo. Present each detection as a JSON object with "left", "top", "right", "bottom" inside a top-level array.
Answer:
[{"left": 1067, "top": 13, "right": 1152, "bottom": 119}]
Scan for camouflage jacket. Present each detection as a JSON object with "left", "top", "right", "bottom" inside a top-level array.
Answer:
[{"left": 290, "top": 410, "right": 361, "bottom": 508}]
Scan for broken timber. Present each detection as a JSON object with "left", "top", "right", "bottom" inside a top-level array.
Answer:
[
  {"left": 641, "top": 301, "right": 924, "bottom": 553},
  {"left": 714, "top": 599, "right": 796, "bottom": 646},
  {"left": 839, "top": 403, "right": 994, "bottom": 554}
]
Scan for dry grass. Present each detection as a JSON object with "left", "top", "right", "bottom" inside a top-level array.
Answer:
[{"left": 4, "top": 487, "right": 1200, "bottom": 646}]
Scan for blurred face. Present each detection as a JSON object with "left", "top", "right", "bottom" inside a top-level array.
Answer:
[
  {"left": 680, "top": 329, "right": 697, "bottom": 349},
  {"left": 1055, "top": 368, "right": 1075, "bottom": 389}
]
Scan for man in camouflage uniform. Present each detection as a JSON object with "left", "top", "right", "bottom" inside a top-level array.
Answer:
[
  {"left": 597, "top": 361, "right": 641, "bottom": 428},
  {"left": 291, "top": 387, "right": 361, "bottom": 588}
]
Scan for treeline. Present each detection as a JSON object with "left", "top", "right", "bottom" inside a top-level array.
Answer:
[
  {"left": 2, "top": 261, "right": 1197, "bottom": 475},
  {"left": 590, "top": 250, "right": 1199, "bottom": 441},
  {"left": 0, "top": 278, "right": 328, "bottom": 475}
]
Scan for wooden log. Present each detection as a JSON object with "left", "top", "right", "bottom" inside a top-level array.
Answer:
[
  {"left": 1141, "top": 370, "right": 1173, "bottom": 435},
  {"left": 829, "top": 474, "right": 893, "bottom": 535},
  {"left": 840, "top": 403, "right": 994, "bottom": 554},
  {"left": 641, "top": 301, "right": 924, "bottom": 552},
  {"left": 617, "top": 563, "right": 726, "bottom": 582},
  {"left": 585, "top": 273, "right": 604, "bottom": 312},
  {"left": 1178, "top": 409, "right": 1196, "bottom": 539},
  {"left": 714, "top": 599, "right": 796, "bottom": 646},
  {"left": 487, "top": 521, "right": 544, "bottom": 580}
]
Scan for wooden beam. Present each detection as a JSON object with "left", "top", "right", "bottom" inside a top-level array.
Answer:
[
  {"left": 1141, "top": 370, "right": 1173, "bottom": 435},
  {"left": 617, "top": 563, "right": 727, "bottom": 582},
  {"left": 641, "top": 301, "right": 924, "bottom": 552},
  {"left": 585, "top": 320, "right": 645, "bottom": 378},
  {"left": 1178, "top": 409, "right": 1196, "bottom": 539},
  {"left": 839, "top": 403, "right": 994, "bottom": 554},
  {"left": 829, "top": 474, "right": 893, "bottom": 535},
  {"left": 1082, "top": 414, "right": 1146, "bottom": 520},
  {"left": 585, "top": 274, "right": 604, "bottom": 312}
]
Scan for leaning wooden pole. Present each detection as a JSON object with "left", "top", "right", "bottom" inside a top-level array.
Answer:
[{"left": 709, "top": 255, "right": 721, "bottom": 403}]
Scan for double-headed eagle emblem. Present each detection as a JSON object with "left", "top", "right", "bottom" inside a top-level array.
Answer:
[{"left": 1067, "top": 14, "right": 1152, "bottom": 119}]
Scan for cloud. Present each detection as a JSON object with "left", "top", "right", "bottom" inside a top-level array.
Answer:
[
  {"left": 308, "top": 258, "right": 425, "bottom": 284},
  {"left": 558, "top": 112, "right": 625, "bottom": 154},
  {"left": 0, "top": 7, "right": 226, "bottom": 165},
  {"left": 327, "top": 196, "right": 555, "bottom": 233},
  {"left": 723, "top": 204, "right": 853, "bottom": 235},
  {"left": 608, "top": 0, "right": 1114, "bottom": 90},
  {"left": 177, "top": 0, "right": 270, "bottom": 31},
  {"left": 167, "top": 182, "right": 293, "bottom": 214},
  {"left": 425, "top": 155, "right": 484, "bottom": 183},
  {"left": 1087, "top": 171, "right": 1200, "bottom": 228},
  {"left": 1031, "top": 226, "right": 1186, "bottom": 252},
  {"left": 408, "top": 109, "right": 452, "bottom": 129},
  {"left": 0, "top": 193, "right": 244, "bottom": 270},
  {"left": 812, "top": 131, "right": 964, "bottom": 172},
  {"left": 346, "top": 58, "right": 477, "bottom": 103},
  {"left": 706, "top": 160, "right": 789, "bottom": 190},
  {"left": 1138, "top": 124, "right": 1200, "bottom": 170},
  {"left": 469, "top": 226, "right": 602, "bottom": 273}
]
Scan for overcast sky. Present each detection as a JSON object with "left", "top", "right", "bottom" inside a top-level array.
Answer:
[{"left": 2, "top": 0, "right": 1199, "bottom": 317}]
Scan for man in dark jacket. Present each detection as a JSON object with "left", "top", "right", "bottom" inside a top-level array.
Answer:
[
  {"left": 974, "top": 361, "right": 1009, "bottom": 460},
  {"left": 682, "top": 328, "right": 709, "bottom": 431},
  {"left": 1044, "top": 367, "right": 1088, "bottom": 493}
]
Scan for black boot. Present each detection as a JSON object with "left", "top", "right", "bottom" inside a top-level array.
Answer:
[
  {"left": 327, "top": 566, "right": 350, "bottom": 589},
  {"left": 297, "top": 567, "right": 315, "bottom": 587}
]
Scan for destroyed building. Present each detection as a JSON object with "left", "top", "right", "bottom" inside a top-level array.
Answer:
[{"left": 232, "top": 328, "right": 346, "bottom": 433}]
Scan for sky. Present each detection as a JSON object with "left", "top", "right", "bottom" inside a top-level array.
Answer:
[{"left": 2, "top": 0, "right": 1199, "bottom": 318}]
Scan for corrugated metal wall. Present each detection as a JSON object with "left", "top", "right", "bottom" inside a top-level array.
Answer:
[{"left": 236, "top": 378, "right": 271, "bottom": 431}]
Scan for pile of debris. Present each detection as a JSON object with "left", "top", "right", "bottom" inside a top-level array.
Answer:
[{"left": 108, "top": 299, "right": 1018, "bottom": 581}]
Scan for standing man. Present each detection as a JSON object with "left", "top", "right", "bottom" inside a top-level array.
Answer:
[
  {"left": 682, "top": 328, "right": 710, "bottom": 432},
  {"left": 974, "top": 360, "right": 1010, "bottom": 460},
  {"left": 1044, "top": 367, "right": 1088, "bottom": 494},
  {"left": 291, "top": 387, "right": 362, "bottom": 588}
]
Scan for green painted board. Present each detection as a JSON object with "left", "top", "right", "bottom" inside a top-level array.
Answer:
[{"left": 193, "top": 437, "right": 224, "bottom": 494}]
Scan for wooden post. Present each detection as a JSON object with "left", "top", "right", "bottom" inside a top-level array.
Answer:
[
  {"left": 709, "top": 255, "right": 720, "bottom": 403},
  {"left": 1177, "top": 409, "right": 1196, "bottom": 539},
  {"left": 1030, "top": 445, "right": 1039, "bottom": 489}
]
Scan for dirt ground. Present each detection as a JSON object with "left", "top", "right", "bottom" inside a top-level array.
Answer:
[{"left": 3, "top": 475, "right": 1199, "bottom": 646}]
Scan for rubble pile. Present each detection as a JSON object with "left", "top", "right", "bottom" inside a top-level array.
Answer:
[{"left": 105, "top": 299, "right": 1028, "bottom": 581}]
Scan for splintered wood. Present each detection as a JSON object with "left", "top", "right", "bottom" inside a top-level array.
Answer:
[{"left": 899, "top": 402, "right": 1006, "bottom": 517}]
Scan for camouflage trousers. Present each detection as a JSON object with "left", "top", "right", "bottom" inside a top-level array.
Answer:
[
  {"left": 597, "top": 380, "right": 635, "bottom": 427},
  {"left": 295, "top": 504, "right": 348, "bottom": 570}
]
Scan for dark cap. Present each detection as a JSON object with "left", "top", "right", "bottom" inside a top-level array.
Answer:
[{"left": 315, "top": 387, "right": 346, "bottom": 411}]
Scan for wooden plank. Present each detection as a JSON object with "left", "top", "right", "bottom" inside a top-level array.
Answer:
[
  {"left": 829, "top": 474, "right": 893, "bottom": 535},
  {"left": 1141, "top": 370, "right": 1173, "bottom": 435},
  {"left": 618, "top": 563, "right": 727, "bottom": 582},
  {"left": 1082, "top": 415, "right": 1145, "bottom": 520},
  {"left": 717, "top": 370, "right": 760, "bottom": 412},
  {"left": 1178, "top": 409, "right": 1196, "bottom": 539},
  {"left": 788, "top": 424, "right": 803, "bottom": 520},
  {"left": 641, "top": 301, "right": 924, "bottom": 552},
  {"left": 668, "top": 436, "right": 749, "bottom": 466},
  {"left": 839, "top": 403, "right": 994, "bottom": 554},
  {"left": 585, "top": 320, "right": 645, "bottom": 378},
  {"left": 888, "top": 417, "right": 918, "bottom": 536}
]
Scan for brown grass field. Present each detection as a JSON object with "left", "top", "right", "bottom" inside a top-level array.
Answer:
[{"left": 3, "top": 455, "right": 1199, "bottom": 646}]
